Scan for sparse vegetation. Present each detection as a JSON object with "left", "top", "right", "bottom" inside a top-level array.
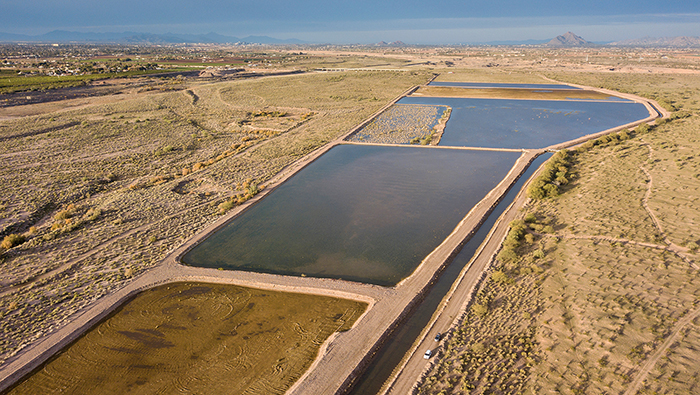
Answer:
[
  {"left": 3, "top": 44, "right": 700, "bottom": 394},
  {"left": 349, "top": 104, "right": 448, "bottom": 145},
  {"left": 526, "top": 150, "right": 573, "bottom": 199},
  {"left": 420, "top": 71, "right": 700, "bottom": 395},
  {"left": 0, "top": 67, "right": 430, "bottom": 366}
]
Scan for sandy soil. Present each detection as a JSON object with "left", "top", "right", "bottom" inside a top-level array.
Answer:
[
  {"left": 380, "top": 83, "right": 664, "bottom": 395},
  {"left": 0, "top": 71, "right": 666, "bottom": 395}
]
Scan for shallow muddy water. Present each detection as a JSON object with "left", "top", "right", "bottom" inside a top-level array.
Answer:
[
  {"left": 399, "top": 96, "right": 649, "bottom": 149},
  {"left": 7, "top": 282, "right": 366, "bottom": 395},
  {"left": 428, "top": 81, "right": 580, "bottom": 89},
  {"left": 183, "top": 145, "right": 520, "bottom": 285}
]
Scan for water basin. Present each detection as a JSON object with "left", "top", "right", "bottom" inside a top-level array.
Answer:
[
  {"left": 398, "top": 96, "right": 649, "bottom": 149},
  {"left": 182, "top": 145, "right": 520, "bottom": 286}
]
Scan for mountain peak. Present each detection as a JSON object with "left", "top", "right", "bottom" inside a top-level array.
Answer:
[
  {"left": 610, "top": 36, "right": 700, "bottom": 47},
  {"left": 547, "top": 32, "right": 590, "bottom": 47}
]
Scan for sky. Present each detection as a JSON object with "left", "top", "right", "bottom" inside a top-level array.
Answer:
[{"left": 2, "top": 0, "right": 700, "bottom": 44}]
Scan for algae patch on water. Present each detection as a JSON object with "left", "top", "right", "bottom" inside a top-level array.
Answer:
[{"left": 7, "top": 282, "right": 366, "bottom": 395}]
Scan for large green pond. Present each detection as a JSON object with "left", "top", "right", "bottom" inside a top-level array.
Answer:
[
  {"left": 182, "top": 145, "right": 520, "bottom": 285},
  {"left": 7, "top": 282, "right": 366, "bottom": 395}
]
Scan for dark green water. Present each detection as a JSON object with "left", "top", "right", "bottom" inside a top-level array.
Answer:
[
  {"left": 345, "top": 153, "right": 552, "bottom": 395},
  {"left": 182, "top": 145, "right": 520, "bottom": 286}
]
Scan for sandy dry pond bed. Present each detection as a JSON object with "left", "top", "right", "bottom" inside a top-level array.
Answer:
[{"left": 5, "top": 282, "right": 366, "bottom": 395}]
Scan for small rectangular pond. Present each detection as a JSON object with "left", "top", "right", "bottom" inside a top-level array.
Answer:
[
  {"left": 429, "top": 81, "right": 580, "bottom": 89},
  {"left": 398, "top": 96, "right": 650, "bottom": 149},
  {"left": 182, "top": 145, "right": 521, "bottom": 286}
]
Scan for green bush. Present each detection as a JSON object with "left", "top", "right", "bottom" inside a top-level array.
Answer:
[
  {"left": 491, "top": 270, "right": 511, "bottom": 284},
  {"left": 527, "top": 150, "right": 572, "bottom": 200},
  {"left": 498, "top": 220, "right": 528, "bottom": 263},
  {"left": 635, "top": 123, "right": 650, "bottom": 134},
  {"left": 472, "top": 303, "right": 488, "bottom": 317}
]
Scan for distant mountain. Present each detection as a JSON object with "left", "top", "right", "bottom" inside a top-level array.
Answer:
[
  {"left": 0, "top": 30, "right": 305, "bottom": 44},
  {"left": 610, "top": 36, "right": 700, "bottom": 48},
  {"left": 546, "top": 32, "right": 590, "bottom": 47},
  {"left": 477, "top": 39, "right": 550, "bottom": 45},
  {"left": 239, "top": 35, "right": 305, "bottom": 44}
]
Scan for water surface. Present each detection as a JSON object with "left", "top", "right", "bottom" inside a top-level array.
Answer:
[
  {"left": 183, "top": 145, "right": 520, "bottom": 285},
  {"left": 399, "top": 97, "right": 649, "bottom": 149}
]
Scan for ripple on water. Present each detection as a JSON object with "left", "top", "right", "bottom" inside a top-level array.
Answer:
[{"left": 182, "top": 145, "right": 521, "bottom": 285}]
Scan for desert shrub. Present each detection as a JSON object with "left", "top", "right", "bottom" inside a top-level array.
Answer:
[
  {"left": 53, "top": 204, "right": 76, "bottom": 221},
  {"left": 670, "top": 111, "right": 691, "bottom": 120},
  {"left": 687, "top": 241, "right": 699, "bottom": 252},
  {"left": 217, "top": 199, "right": 237, "bottom": 214},
  {"left": 84, "top": 208, "right": 101, "bottom": 222},
  {"left": 1, "top": 234, "right": 25, "bottom": 250},
  {"left": 656, "top": 99, "right": 678, "bottom": 112},
  {"left": 528, "top": 151, "right": 572, "bottom": 199},
  {"left": 498, "top": 220, "right": 528, "bottom": 263},
  {"left": 218, "top": 181, "right": 264, "bottom": 214},
  {"left": 192, "top": 162, "right": 205, "bottom": 171},
  {"left": 472, "top": 303, "right": 488, "bottom": 317},
  {"left": 498, "top": 248, "right": 518, "bottom": 264},
  {"left": 491, "top": 270, "right": 511, "bottom": 284},
  {"left": 635, "top": 123, "right": 650, "bottom": 134},
  {"left": 154, "top": 145, "right": 174, "bottom": 156}
]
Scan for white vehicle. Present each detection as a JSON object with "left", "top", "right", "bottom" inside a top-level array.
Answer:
[{"left": 424, "top": 349, "right": 432, "bottom": 359}]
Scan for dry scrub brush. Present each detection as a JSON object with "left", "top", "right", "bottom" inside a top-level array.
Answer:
[
  {"left": 0, "top": 69, "right": 431, "bottom": 366},
  {"left": 419, "top": 69, "right": 700, "bottom": 393}
]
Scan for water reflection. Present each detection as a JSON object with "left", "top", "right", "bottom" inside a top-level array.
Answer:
[
  {"left": 183, "top": 145, "right": 520, "bottom": 285},
  {"left": 399, "top": 96, "right": 649, "bottom": 149}
]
